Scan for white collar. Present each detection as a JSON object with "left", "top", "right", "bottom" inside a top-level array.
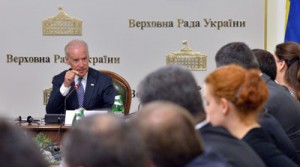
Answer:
[
  {"left": 75, "top": 72, "right": 88, "bottom": 82},
  {"left": 195, "top": 119, "right": 209, "bottom": 130}
]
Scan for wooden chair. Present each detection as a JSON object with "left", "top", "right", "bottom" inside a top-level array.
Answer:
[{"left": 99, "top": 70, "right": 132, "bottom": 115}]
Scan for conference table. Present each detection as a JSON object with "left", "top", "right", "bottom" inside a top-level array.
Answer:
[
  {"left": 16, "top": 112, "right": 134, "bottom": 143},
  {"left": 18, "top": 121, "right": 71, "bottom": 143}
]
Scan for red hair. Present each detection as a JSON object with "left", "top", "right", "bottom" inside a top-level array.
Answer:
[{"left": 205, "top": 64, "right": 269, "bottom": 119}]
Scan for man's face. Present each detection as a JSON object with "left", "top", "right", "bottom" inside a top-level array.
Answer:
[{"left": 66, "top": 46, "right": 89, "bottom": 78}]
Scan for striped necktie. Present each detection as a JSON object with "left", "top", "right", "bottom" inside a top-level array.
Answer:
[{"left": 76, "top": 78, "right": 84, "bottom": 107}]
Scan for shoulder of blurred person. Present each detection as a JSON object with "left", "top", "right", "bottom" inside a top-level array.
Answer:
[{"left": 185, "top": 146, "right": 231, "bottom": 167}]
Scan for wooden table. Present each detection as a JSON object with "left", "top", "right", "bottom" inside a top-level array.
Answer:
[{"left": 17, "top": 122, "right": 71, "bottom": 143}]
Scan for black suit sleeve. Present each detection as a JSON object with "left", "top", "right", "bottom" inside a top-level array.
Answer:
[
  {"left": 100, "top": 76, "right": 116, "bottom": 109},
  {"left": 46, "top": 75, "right": 65, "bottom": 114}
]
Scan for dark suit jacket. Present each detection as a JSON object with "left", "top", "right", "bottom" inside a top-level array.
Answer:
[
  {"left": 197, "top": 123, "right": 266, "bottom": 167},
  {"left": 243, "top": 128, "right": 298, "bottom": 167},
  {"left": 185, "top": 147, "right": 230, "bottom": 167},
  {"left": 259, "top": 111, "right": 299, "bottom": 164},
  {"left": 46, "top": 67, "right": 116, "bottom": 114},
  {"left": 261, "top": 73, "right": 300, "bottom": 160}
]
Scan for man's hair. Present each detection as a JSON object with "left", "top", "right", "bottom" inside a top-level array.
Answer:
[
  {"left": 252, "top": 49, "right": 277, "bottom": 80},
  {"left": 64, "top": 39, "right": 89, "bottom": 58},
  {"left": 0, "top": 119, "right": 48, "bottom": 167},
  {"left": 215, "top": 42, "right": 259, "bottom": 69},
  {"left": 129, "top": 101, "right": 203, "bottom": 167},
  {"left": 137, "top": 64, "right": 205, "bottom": 119},
  {"left": 63, "top": 114, "right": 148, "bottom": 167}
]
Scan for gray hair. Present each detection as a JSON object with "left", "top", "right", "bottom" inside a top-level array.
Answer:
[{"left": 64, "top": 39, "right": 89, "bottom": 58}]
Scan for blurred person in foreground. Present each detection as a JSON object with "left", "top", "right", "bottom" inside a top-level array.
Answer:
[
  {"left": 62, "top": 114, "right": 149, "bottom": 167},
  {"left": 130, "top": 101, "right": 204, "bottom": 167},
  {"left": 137, "top": 64, "right": 265, "bottom": 167},
  {"left": 0, "top": 119, "right": 48, "bottom": 167}
]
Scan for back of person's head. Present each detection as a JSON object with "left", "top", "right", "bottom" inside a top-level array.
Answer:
[
  {"left": 252, "top": 49, "right": 277, "bottom": 80},
  {"left": 275, "top": 41, "right": 300, "bottom": 100},
  {"left": 62, "top": 114, "right": 148, "bottom": 167},
  {"left": 130, "top": 101, "right": 203, "bottom": 167},
  {"left": 215, "top": 42, "right": 260, "bottom": 69},
  {"left": 137, "top": 64, "right": 205, "bottom": 120},
  {"left": 205, "top": 64, "right": 269, "bottom": 120},
  {"left": 0, "top": 119, "right": 48, "bottom": 167}
]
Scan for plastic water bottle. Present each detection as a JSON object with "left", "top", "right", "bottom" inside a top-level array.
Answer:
[
  {"left": 72, "top": 109, "right": 84, "bottom": 126},
  {"left": 112, "top": 95, "right": 124, "bottom": 116}
]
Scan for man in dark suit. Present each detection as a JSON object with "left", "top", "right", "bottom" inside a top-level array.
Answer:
[
  {"left": 137, "top": 64, "right": 265, "bottom": 167},
  {"left": 215, "top": 42, "right": 300, "bottom": 163},
  {"left": 46, "top": 39, "right": 116, "bottom": 114}
]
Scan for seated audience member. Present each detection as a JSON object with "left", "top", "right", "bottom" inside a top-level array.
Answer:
[
  {"left": 129, "top": 101, "right": 204, "bottom": 167},
  {"left": 46, "top": 39, "right": 116, "bottom": 114},
  {"left": 252, "top": 49, "right": 277, "bottom": 81},
  {"left": 62, "top": 114, "right": 149, "bottom": 167},
  {"left": 215, "top": 42, "right": 300, "bottom": 163},
  {"left": 204, "top": 64, "right": 297, "bottom": 167},
  {"left": 274, "top": 41, "right": 300, "bottom": 100},
  {"left": 252, "top": 50, "right": 299, "bottom": 161},
  {"left": 0, "top": 119, "right": 48, "bottom": 167},
  {"left": 137, "top": 64, "right": 265, "bottom": 167}
]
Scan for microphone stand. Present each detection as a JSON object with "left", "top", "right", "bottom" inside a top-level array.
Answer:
[{"left": 64, "top": 84, "right": 79, "bottom": 114}]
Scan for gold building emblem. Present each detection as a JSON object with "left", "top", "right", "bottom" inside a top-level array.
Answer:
[
  {"left": 42, "top": 7, "right": 82, "bottom": 36},
  {"left": 166, "top": 40, "right": 207, "bottom": 71}
]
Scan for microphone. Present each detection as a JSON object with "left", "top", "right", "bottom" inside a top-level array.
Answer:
[{"left": 64, "top": 84, "right": 80, "bottom": 113}]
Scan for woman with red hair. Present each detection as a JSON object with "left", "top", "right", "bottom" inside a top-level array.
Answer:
[{"left": 204, "top": 64, "right": 297, "bottom": 167}]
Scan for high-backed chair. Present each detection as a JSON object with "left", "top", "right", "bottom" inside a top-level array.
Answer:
[{"left": 99, "top": 70, "right": 132, "bottom": 115}]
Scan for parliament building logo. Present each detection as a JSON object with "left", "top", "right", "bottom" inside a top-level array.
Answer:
[
  {"left": 166, "top": 40, "right": 207, "bottom": 71},
  {"left": 42, "top": 7, "right": 82, "bottom": 36}
]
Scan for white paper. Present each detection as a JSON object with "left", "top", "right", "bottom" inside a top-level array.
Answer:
[{"left": 65, "top": 109, "right": 108, "bottom": 126}]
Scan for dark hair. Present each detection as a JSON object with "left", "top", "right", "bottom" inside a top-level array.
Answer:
[
  {"left": 137, "top": 64, "right": 205, "bottom": 120},
  {"left": 130, "top": 101, "right": 203, "bottom": 167},
  {"left": 252, "top": 49, "right": 277, "bottom": 80},
  {"left": 275, "top": 41, "right": 300, "bottom": 100},
  {"left": 215, "top": 42, "right": 259, "bottom": 69},
  {"left": 63, "top": 114, "right": 148, "bottom": 167},
  {"left": 0, "top": 119, "right": 48, "bottom": 167}
]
